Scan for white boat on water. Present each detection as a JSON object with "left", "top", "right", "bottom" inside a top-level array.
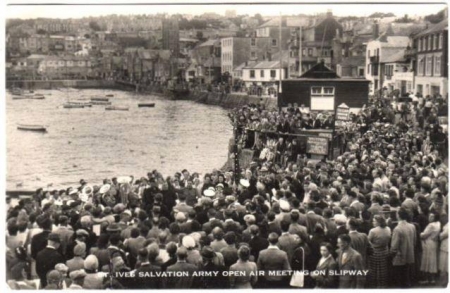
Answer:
[
  {"left": 17, "top": 124, "right": 47, "bottom": 132},
  {"left": 67, "top": 101, "right": 92, "bottom": 107},
  {"left": 105, "top": 106, "right": 129, "bottom": 111},
  {"left": 91, "top": 101, "right": 112, "bottom": 105},
  {"left": 12, "top": 93, "right": 45, "bottom": 100},
  {"left": 63, "top": 103, "right": 85, "bottom": 109},
  {"left": 91, "top": 96, "right": 109, "bottom": 102}
]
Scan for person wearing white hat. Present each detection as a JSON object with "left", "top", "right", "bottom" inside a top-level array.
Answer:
[{"left": 182, "top": 235, "right": 202, "bottom": 268}]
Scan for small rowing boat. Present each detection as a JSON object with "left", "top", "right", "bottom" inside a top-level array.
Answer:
[
  {"left": 67, "top": 101, "right": 92, "bottom": 107},
  {"left": 12, "top": 94, "right": 45, "bottom": 100},
  {"left": 91, "top": 96, "right": 109, "bottom": 102},
  {"left": 105, "top": 94, "right": 114, "bottom": 97},
  {"left": 105, "top": 106, "right": 129, "bottom": 111},
  {"left": 138, "top": 103, "right": 155, "bottom": 108},
  {"left": 63, "top": 103, "right": 85, "bottom": 109},
  {"left": 17, "top": 124, "right": 47, "bottom": 132},
  {"left": 91, "top": 101, "right": 112, "bottom": 105}
]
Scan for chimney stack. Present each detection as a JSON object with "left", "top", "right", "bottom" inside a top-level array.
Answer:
[
  {"left": 326, "top": 9, "right": 333, "bottom": 18},
  {"left": 281, "top": 16, "right": 287, "bottom": 27},
  {"left": 372, "top": 21, "right": 379, "bottom": 39}
]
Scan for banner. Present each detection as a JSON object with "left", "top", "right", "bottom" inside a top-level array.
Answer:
[{"left": 306, "top": 137, "right": 329, "bottom": 155}]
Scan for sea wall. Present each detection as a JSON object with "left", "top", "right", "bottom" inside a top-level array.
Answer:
[
  {"left": 187, "top": 91, "right": 278, "bottom": 109},
  {"left": 6, "top": 79, "right": 121, "bottom": 90}
]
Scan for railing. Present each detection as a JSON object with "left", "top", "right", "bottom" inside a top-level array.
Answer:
[
  {"left": 370, "top": 55, "right": 379, "bottom": 63},
  {"left": 404, "top": 48, "right": 417, "bottom": 59}
]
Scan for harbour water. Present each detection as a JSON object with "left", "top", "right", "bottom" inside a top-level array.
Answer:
[{"left": 6, "top": 89, "right": 232, "bottom": 190}]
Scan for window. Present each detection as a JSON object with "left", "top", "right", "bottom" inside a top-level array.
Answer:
[
  {"left": 270, "top": 70, "right": 276, "bottom": 78},
  {"left": 260, "top": 70, "right": 264, "bottom": 78},
  {"left": 250, "top": 70, "right": 255, "bottom": 78},
  {"left": 435, "top": 34, "right": 439, "bottom": 49},
  {"left": 302, "top": 48, "right": 306, "bottom": 57},
  {"left": 251, "top": 51, "right": 256, "bottom": 58},
  {"left": 418, "top": 39, "right": 422, "bottom": 52},
  {"left": 251, "top": 38, "right": 256, "bottom": 46},
  {"left": 359, "top": 68, "right": 364, "bottom": 77},
  {"left": 272, "top": 39, "right": 277, "bottom": 47},
  {"left": 430, "top": 35, "right": 434, "bottom": 50},
  {"left": 323, "top": 50, "right": 328, "bottom": 57},
  {"left": 426, "top": 56, "right": 433, "bottom": 75},
  {"left": 308, "top": 48, "right": 313, "bottom": 56},
  {"left": 310, "top": 86, "right": 335, "bottom": 110},
  {"left": 341, "top": 49, "right": 345, "bottom": 56},
  {"left": 418, "top": 57, "right": 425, "bottom": 75},
  {"left": 425, "top": 38, "right": 428, "bottom": 51},
  {"left": 439, "top": 33, "right": 443, "bottom": 49},
  {"left": 435, "top": 55, "right": 441, "bottom": 75},
  {"left": 367, "top": 64, "right": 370, "bottom": 74}
]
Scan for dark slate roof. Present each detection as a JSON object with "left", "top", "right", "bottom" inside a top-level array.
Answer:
[
  {"left": 300, "top": 61, "right": 340, "bottom": 78},
  {"left": 415, "top": 19, "right": 448, "bottom": 38}
]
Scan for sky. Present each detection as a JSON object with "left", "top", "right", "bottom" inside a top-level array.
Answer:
[{"left": 5, "top": 0, "right": 448, "bottom": 19}]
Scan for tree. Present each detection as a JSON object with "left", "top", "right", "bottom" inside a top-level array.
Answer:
[
  {"left": 369, "top": 12, "right": 395, "bottom": 18},
  {"left": 254, "top": 13, "right": 264, "bottom": 25},
  {"left": 196, "top": 31, "right": 204, "bottom": 40},
  {"left": 89, "top": 21, "right": 101, "bottom": 31},
  {"left": 36, "top": 29, "right": 47, "bottom": 35},
  {"left": 425, "top": 9, "right": 446, "bottom": 24},
  {"left": 84, "top": 34, "right": 91, "bottom": 39},
  {"left": 394, "top": 14, "right": 413, "bottom": 23}
]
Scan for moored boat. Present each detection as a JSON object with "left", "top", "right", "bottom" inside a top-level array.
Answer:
[
  {"left": 17, "top": 124, "right": 47, "bottom": 132},
  {"left": 91, "top": 96, "right": 109, "bottom": 102},
  {"left": 138, "top": 103, "right": 155, "bottom": 108},
  {"left": 91, "top": 101, "right": 112, "bottom": 105},
  {"left": 12, "top": 93, "right": 45, "bottom": 100},
  {"left": 105, "top": 106, "right": 129, "bottom": 111},
  {"left": 105, "top": 94, "right": 114, "bottom": 97},
  {"left": 63, "top": 103, "right": 85, "bottom": 109},
  {"left": 67, "top": 101, "right": 92, "bottom": 107}
]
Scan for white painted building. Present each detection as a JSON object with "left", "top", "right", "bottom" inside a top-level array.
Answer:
[
  {"left": 365, "top": 35, "right": 410, "bottom": 94},
  {"left": 242, "top": 60, "right": 287, "bottom": 94}
]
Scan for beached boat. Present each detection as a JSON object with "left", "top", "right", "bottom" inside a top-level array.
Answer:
[
  {"left": 10, "top": 88, "right": 35, "bottom": 94},
  {"left": 29, "top": 94, "right": 45, "bottom": 100},
  {"left": 105, "top": 106, "right": 129, "bottom": 111},
  {"left": 105, "top": 94, "right": 114, "bottom": 97},
  {"left": 12, "top": 93, "right": 45, "bottom": 100},
  {"left": 17, "top": 124, "right": 47, "bottom": 132},
  {"left": 138, "top": 103, "right": 155, "bottom": 108},
  {"left": 63, "top": 103, "right": 85, "bottom": 109},
  {"left": 91, "top": 96, "right": 109, "bottom": 102},
  {"left": 91, "top": 101, "right": 112, "bottom": 105}
]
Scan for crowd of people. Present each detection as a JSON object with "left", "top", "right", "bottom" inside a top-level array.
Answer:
[{"left": 5, "top": 93, "right": 449, "bottom": 289}]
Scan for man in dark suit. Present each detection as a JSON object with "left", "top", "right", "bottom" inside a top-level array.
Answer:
[
  {"left": 31, "top": 215, "right": 53, "bottom": 260},
  {"left": 220, "top": 232, "right": 239, "bottom": 268},
  {"left": 347, "top": 218, "right": 369, "bottom": 266},
  {"left": 35, "top": 233, "right": 65, "bottom": 288},
  {"left": 199, "top": 246, "right": 228, "bottom": 289},
  {"left": 133, "top": 248, "right": 162, "bottom": 289},
  {"left": 288, "top": 211, "right": 308, "bottom": 242},
  {"left": 222, "top": 209, "right": 242, "bottom": 235},
  {"left": 257, "top": 233, "right": 291, "bottom": 288},
  {"left": 202, "top": 209, "right": 223, "bottom": 235},
  {"left": 390, "top": 208, "right": 416, "bottom": 288},
  {"left": 166, "top": 246, "right": 199, "bottom": 289},
  {"left": 305, "top": 201, "right": 325, "bottom": 234},
  {"left": 248, "top": 225, "right": 269, "bottom": 262},
  {"left": 278, "top": 220, "right": 300, "bottom": 263},
  {"left": 337, "top": 234, "right": 365, "bottom": 288}
]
